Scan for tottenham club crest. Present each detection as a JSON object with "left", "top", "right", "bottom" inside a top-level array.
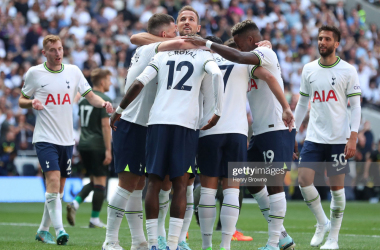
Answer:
[{"left": 332, "top": 77, "right": 336, "bottom": 85}]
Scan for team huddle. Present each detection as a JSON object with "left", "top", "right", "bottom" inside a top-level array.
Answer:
[{"left": 19, "top": 5, "right": 361, "bottom": 250}]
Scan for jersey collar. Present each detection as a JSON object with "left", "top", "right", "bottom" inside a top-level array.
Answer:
[
  {"left": 44, "top": 62, "right": 64, "bottom": 73},
  {"left": 318, "top": 56, "right": 340, "bottom": 68}
]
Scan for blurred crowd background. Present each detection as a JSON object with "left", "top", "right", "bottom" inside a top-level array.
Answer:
[{"left": 0, "top": 0, "right": 379, "bottom": 202}]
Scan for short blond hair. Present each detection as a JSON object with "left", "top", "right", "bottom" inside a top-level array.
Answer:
[
  {"left": 91, "top": 68, "right": 112, "bottom": 87},
  {"left": 177, "top": 6, "right": 200, "bottom": 24},
  {"left": 43, "top": 35, "right": 62, "bottom": 49}
]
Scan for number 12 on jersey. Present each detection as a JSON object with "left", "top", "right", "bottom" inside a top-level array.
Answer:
[{"left": 166, "top": 61, "right": 194, "bottom": 91}]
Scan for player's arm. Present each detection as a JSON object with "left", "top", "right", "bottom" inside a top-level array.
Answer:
[
  {"left": 101, "top": 117, "right": 112, "bottom": 165},
  {"left": 110, "top": 63, "right": 158, "bottom": 131},
  {"left": 130, "top": 32, "right": 179, "bottom": 46},
  {"left": 19, "top": 70, "right": 43, "bottom": 110},
  {"left": 295, "top": 68, "right": 310, "bottom": 131},
  {"left": 253, "top": 66, "right": 294, "bottom": 131},
  {"left": 202, "top": 60, "right": 224, "bottom": 130},
  {"left": 182, "top": 36, "right": 260, "bottom": 65},
  {"left": 345, "top": 95, "right": 361, "bottom": 159},
  {"left": 345, "top": 69, "right": 362, "bottom": 159},
  {"left": 84, "top": 91, "right": 113, "bottom": 113},
  {"left": 158, "top": 39, "right": 208, "bottom": 52}
]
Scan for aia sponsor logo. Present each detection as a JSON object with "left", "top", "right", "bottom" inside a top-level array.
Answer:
[
  {"left": 247, "top": 79, "right": 258, "bottom": 91},
  {"left": 45, "top": 94, "right": 71, "bottom": 105},
  {"left": 313, "top": 90, "right": 337, "bottom": 103}
]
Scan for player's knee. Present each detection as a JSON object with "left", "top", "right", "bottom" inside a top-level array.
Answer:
[{"left": 298, "top": 175, "right": 312, "bottom": 187}]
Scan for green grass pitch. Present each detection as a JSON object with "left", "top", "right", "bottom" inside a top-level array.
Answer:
[{"left": 0, "top": 201, "right": 379, "bottom": 249}]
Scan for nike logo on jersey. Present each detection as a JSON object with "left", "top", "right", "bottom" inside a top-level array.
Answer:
[
  {"left": 41, "top": 84, "right": 49, "bottom": 88},
  {"left": 310, "top": 80, "right": 316, "bottom": 84}
]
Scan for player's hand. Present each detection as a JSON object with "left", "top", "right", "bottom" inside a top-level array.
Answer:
[
  {"left": 282, "top": 107, "right": 295, "bottom": 132},
  {"left": 103, "top": 101, "right": 114, "bottom": 113},
  {"left": 200, "top": 114, "right": 220, "bottom": 130},
  {"left": 182, "top": 36, "right": 207, "bottom": 47},
  {"left": 103, "top": 149, "right": 112, "bottom": 166},
  {"left": 293, "top": 139, "right": 299, "bottom": 160},
  {"left": 110, "top": 112, "right": 121, "bottom": 131},
  {"left": 32, "top": 99, "right": 44, "bottom": 110},
  {"left": 256, "top": 40, "right": 272, "bottom": 49},
  {"left": 344, "top": 138, "right": 356, "bottom": 159}
]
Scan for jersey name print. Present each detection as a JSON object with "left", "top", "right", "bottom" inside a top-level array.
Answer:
[{"left": 299, "top": 57, "right": 361, "bottom": 144}]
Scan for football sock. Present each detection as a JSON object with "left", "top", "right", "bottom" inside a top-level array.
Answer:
[
  {"left": 220, "top": 188, "right": 240, "bottom": 250},
  {"left": 252, "top": 187, "right": 288, "bottom": 239},
  {"left": 125, "top": 190, "right": 146, "bottom": 245},
  {"left": 328, "top": 188, "right": 345, "bottom": 241},
  {"left": 74, "top": 182, "right": 94, "bottom": 209},
  {"left": 267, "top": 192, "right": 286, "bottom": 248},
  {"left": 45, "top": 192, "right": 64, "bottom": 236},
  {"left": 38, "top": 203, "right": 51, "bottom": 232},
  {"left": 167, "top": 217, "right": 183, "bottom": 250},
  {"left": 179, "top": 184, "right": 193, "bottom": 242},
  {"left": 300, "top": 184, "right": 328, "bottom": 225},
  {"left": 199, "top": 187, "right": 217, "bottom": 250},
  {"left": 158, "top": 189, "right": 171, "bottom": 238},
  {"left": 105, "top": 186, "right": 130, "bottom": 243},
  {"left": 91, "top": 185, "right": 105, "bottom": 219},
  {"left": 146, "top": 219, "right": 158, "bottom": 248}
]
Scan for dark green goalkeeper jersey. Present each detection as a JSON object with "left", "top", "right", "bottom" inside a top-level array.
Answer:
[{"left": 78, "top": 90, "right": 111, "bottom": 151}]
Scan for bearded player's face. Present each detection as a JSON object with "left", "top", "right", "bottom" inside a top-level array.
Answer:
[{"left": 318, "top": 30, "right": 338, "bottom": 57}]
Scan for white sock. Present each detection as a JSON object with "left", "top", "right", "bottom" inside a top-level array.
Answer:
[
  {"left": 105, "top": 186, "right": 131, "bottom": 243},
  {"left": 72, "top": 200, "right": 79, "bottom": 210},
  {"left": 167, "top": 217, "right": 184, "bottom": 250},
  {"left": 267, "top": 192, "right": 286, "bottom": 248},
  {"left": 220, "top": 188, "right": 240, "bottom": 250},
  {"left": 179, "top": 184, "right": 193, "bottom": 243},
  {"left": 90, "top": 217, "right": 100, "bottom": 224},
  {"left": 300, "top": 185, "right": 328, "bottom": 225},
  {"left": 45, "top": 192, "right": 64, "bottom": 236},
  {"left": 328, "top": 188, "right": 345, "bottom": 241},
  {"left": 146, "top": 219, "right": 158, "bottom": 248},
  {"left": 125, "top": 190, "right": 146, "bottom": 245},
  {"left": 199, "top": 187, "right": 217, "bottom": 250},
  {"left": 38, "top": 203, "right": 51, "bottom": 232},
  {"left": 158, "top": 189, "right": 171, "bottom": 238},
  {"left": 252, "top": 187, "right": 288, "bottom": 239}
]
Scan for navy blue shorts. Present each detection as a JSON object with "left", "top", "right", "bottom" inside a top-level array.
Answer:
[
  {"left": 247, "top": 129, "right": 296, "bottom": 170},
  {"left": 146, "top": 124, "right": 199, "bottom": 180},
  {"left": 113, "top": 119, "right": 147, "bottom": 175},
  {"left": 299, "top": 141, "right": 349, "bottom": 177},
  {"left": 35, "top": 142, "right": 74, "bottom": 177},
  {"left": 197, "top": 133, "right": 247, "bottom": 177}
]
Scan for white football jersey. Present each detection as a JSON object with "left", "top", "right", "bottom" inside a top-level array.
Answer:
[
  {"left": 143, "top": 49, "right": 219, "bottom": 130},
  {"left": 299, "top": 57, "right": 361, "bottom": 144},
  {"left": 247, "top": 47, "right": 288, "bottom": 135},
  {"left": 199, "top": 54, "right": 250, "bottom": 137},
  {"left": 121, "top": 42, "right": 160, "bottom": 126},
  {"left": 21, "top": 63, "right": 92, "bottom": 145}
]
